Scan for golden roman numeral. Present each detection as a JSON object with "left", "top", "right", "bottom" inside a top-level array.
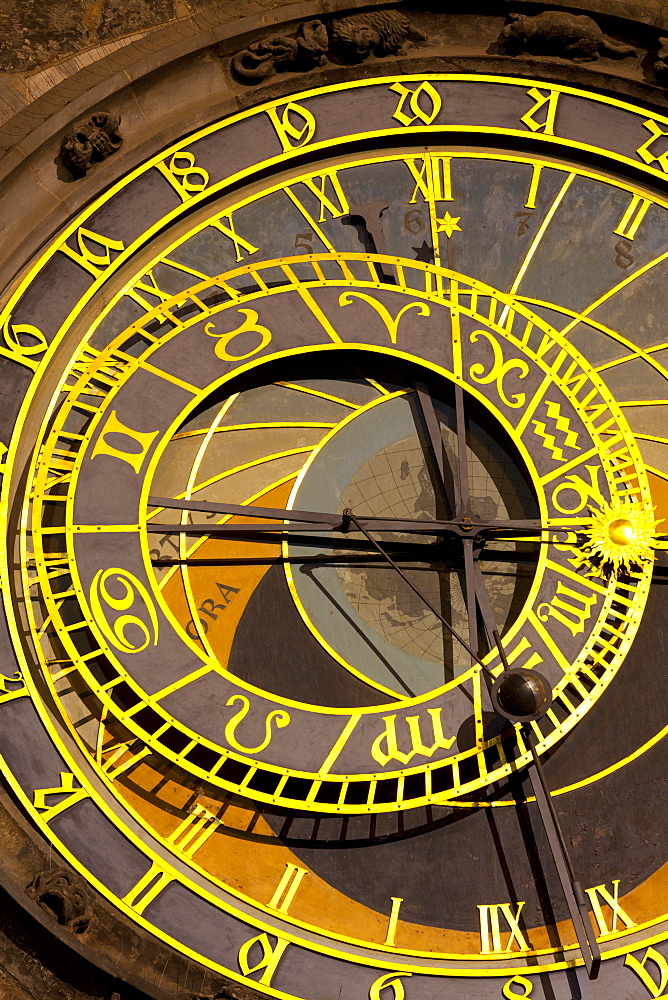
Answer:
[
  {"left": 59, "top": 227, "right": 125, "bottom": 277},
  {"left": 166, "top": 804, "right": 222, "bottom": 859},
  {"left": 478, "top": 901, "right": 529, "bottom": 953},
  {"left": 405, "top": 155, "right": 453, "bottom": 204},
  {"left": 268, "top": 863, "right": 307, "bottom": 914},
  {"left": 99, "top": 739, "right": 151, "bottom": 780},
  {"left": 586, "top": 880, "right": 636, "bottom": 936},
  {"left": 614, "top": 193, "right": 652, "bottom": 240},
  {"left": 65, "top": 346, "right": 133, "bottom": 396},
  {"left": 124, "top": 259, "right": 212, "bottom": 316},
  {"left": 384, "top": 896, "right": 403, "bottom": 946},
  {"left": 525, "top": 164, "right": 543, "bottom": 209},
  {"left": 33, "top": 772, "right": 89, "bottom": 823},
  {"left": 122, "top": 861, "right": 173, "bottom": 915},
  {"left": 90, "top": 410, "right": 159, "bottom": 474},
  {"left": 290, "top": 171, "right": 350, "bottom": 222},
  {"left": 210, "top": 214, "right": 259, "bottom": 263},
  {"left": 32, "top": 444, "right": 78, "bottom": 498}
]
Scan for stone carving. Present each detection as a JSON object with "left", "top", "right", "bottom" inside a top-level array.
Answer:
[
  {"left": 231, "top": 20, "right": 328, "bottom": 83},
  {"left": 27, "top": 868, "right": 93, "bottom": 933},
  {"left": 231, "top": 11, "right": 424, "bottom": 83},
  {"left": 655, "top": 38, "right": 668, "bottom": 79},
  {"left": 501, "top": 12, "right": 637, "bottom": 61},
  {"left": 59, "top": 111, "right": 123, "bottom": 178},
  {"left": 328, "top": 11, "right": 424, "bottom": 62}
]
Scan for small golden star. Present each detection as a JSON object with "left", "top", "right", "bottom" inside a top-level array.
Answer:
[{"left": 436, "top": 212, "right": 462, "bottom": 238}]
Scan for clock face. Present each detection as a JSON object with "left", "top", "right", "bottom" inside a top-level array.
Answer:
[{"left": 3, "top": 76, "right": 668, "bottom": 1000}]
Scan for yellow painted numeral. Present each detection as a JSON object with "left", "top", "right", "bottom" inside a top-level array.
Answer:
[
  {"left": 625, "top": 946, "right": 668, "bottom": 998},
  {"left": 370, "top": 973, "right": 412, "bottom": 1000},
  {"left": 503, "top": 976, "right": 534, "bottom": 999},
  {"left": 637, "top": 120, "right": 668, "bottom": 174},
  {"left": 586, "top": 880, "right": 636, "bottom": 936},
  {"left": 390, "top": 81, "right": 442, "bottom": 127},
  {"left": 155, "top": 151, "right": 209, "bottom": 201},
  {"left": 0, "top": 669, "right": 28, "bottom": 705},
  {"left": 0, "top": 314, "right": 48, "bottom": 370},
  {"left": 60, "top": 227, "right": 125, "bottom": 277},
  {"left": 478, "top": 901, "right": 529, "bottom": 953},
  {"left": 238, "top": 933, "right": 289, "bottom": 985},
  {"left": 520, "top": 87, "right": 559, "bottom": 135},
  {"left": 266, "top": 102, "right": 316, "bottom": 151},
  {"left": 126, "top": 269, "right": 178, "bottom": 314},
  {"left": 614, "top": 193, "right": 652, "bottom": 240},
  {"left": 33, "top": 772, "right": 88, "bottom": 822},
  {"left": 268, "top": 863, "right": 307, "bottom": 913},
  {"left": 90, "top": 410, "right": 159, "bottom": 474},
  {"left": 372, "top": 708, "right": 455, "bottom": 766}
]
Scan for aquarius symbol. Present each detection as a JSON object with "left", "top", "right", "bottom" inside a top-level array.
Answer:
[{"left": 532, "top": 400, "right": 580, "bottom": 460}]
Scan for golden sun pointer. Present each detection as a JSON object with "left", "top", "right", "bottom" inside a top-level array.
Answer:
[
  {"left": 582, "top": 500, "right": 661, "bottom": 577},
  {"left": 435, "top": 212, "right": 462, "bottom": 238}
]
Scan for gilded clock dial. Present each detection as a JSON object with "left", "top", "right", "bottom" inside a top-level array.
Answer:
[{"left": 3, "top": 77, "right": 668, "bottom": 1000}]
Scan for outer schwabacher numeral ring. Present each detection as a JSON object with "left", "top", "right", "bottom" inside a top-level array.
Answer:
[{"left": 20, "top": 255, "right": 651, "bottom": 815}]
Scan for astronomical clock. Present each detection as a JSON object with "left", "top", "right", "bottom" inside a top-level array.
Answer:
[{"left": 4, "top": 67, "right": 668, "bottom": 1000}]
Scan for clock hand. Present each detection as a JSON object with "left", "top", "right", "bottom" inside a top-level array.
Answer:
[
  {"left": 149, "top": 495, "right": 343, "bottom": 526},
  {"left": 526, "top": 730, "right": 602, "bottom": 980},
  {"left": 344, "top": 509, "right": 496, "bottom": 678},
  {"left": 148, "top": 495, "right": 548, "bottom": 536},
  {"left": 492, "top": 671, "right": 601, "bottom": 980},
  {"left": 414, "top": 382, "right": 457, "bottom": 519}
]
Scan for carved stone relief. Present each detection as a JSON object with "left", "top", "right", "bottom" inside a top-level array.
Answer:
[
  {"left": 59, "top": 111, "right": 123, "bottom": 179},
  {"left": 500, "top": 11, "right": 637, "bottom": 62},
  {"left": 231, "top": 10, "right": 425, "bottom": 84},
  {"left": 26, "top": 868, "right": 94, "bottom": 934},
  {"left": 655, "top": 38, "right": 668, "bottom": 79}
]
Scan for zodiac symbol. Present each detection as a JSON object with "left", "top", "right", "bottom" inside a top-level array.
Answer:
[{"left": 224, "top": 695, "right": 290, "bottom": 754}]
